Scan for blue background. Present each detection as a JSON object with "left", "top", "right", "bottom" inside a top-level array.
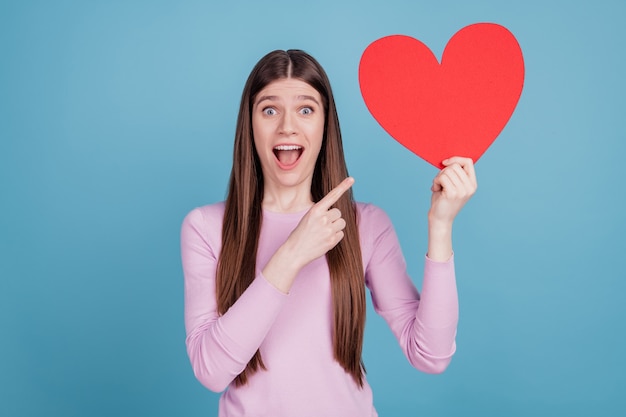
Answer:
[{"left": 1, "top": 0, "right": 624, "bottom": 416}]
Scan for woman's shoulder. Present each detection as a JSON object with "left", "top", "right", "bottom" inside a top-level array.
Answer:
[
  {"left": 355, "top": 201, "right": 393, "bottom": 227},
  {"left": 355, "top": 202, "right": 396, "bottom": 248},
  {"left": 182, "top": 202, "right": 226, "bottom": 232},
  {"left": 355, "top": 202, "right": 399, "bottom": 267}
]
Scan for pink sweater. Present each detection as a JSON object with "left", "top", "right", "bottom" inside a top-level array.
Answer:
[{"left": 181, "top": 202, "right": 458, "bottom": 417}]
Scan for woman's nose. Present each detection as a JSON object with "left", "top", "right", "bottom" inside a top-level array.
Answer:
[{"left": 278, "top": 111, "right": 296, "bottom": 136}]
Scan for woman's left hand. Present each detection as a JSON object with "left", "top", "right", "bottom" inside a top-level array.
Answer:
[{"left": 429, "top": 156, "right": 478, "bottom": 226}]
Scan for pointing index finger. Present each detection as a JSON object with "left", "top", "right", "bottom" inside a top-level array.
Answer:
[{"left": 317, "top": 177, "right": 355, "bottom": 210}]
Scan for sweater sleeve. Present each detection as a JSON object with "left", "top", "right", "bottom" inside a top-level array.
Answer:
[
  {"left": 362, "top": 204, "right": 458, "bottom": 374},
  {"left": 181, "top": 206, "right": 288, "bottom": 392}
]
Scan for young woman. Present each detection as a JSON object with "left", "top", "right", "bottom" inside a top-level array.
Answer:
[{"left": 181, "top": 49, "right": 477, "bottom": 416}]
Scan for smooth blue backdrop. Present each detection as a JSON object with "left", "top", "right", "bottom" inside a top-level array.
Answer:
[{"left": 1, "top": 0, "right": 624, "bottom": 416}]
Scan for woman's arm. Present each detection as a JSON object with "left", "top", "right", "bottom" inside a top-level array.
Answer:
[
  {"left": 182, "top": 178, "right": 355, "bottom": 391},
  {"left": 182, "top": 206, "right": 288, "bottom": 392},
  {"left": 365, "top": 156, "right": 477, "bottom": 373},
  {"left": 427, "top": 156, "right": 478, "bottom": 260},
  {"left": 364, "top": 205, "right": 458, "bottom": 373}
]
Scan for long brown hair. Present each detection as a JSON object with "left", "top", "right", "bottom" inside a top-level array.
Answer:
[{"left": 216, "top": 50, "right": 366, "bottom": 387}]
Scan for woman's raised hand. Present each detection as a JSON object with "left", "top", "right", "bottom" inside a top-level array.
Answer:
[
  {"left": 429, "top": 157, "right": 477, "bottom": 225},
  {"left": 427, "top": 156, "right": 477, "bottom": 261}
]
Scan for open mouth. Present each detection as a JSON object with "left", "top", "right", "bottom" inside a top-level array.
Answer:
[{"left": 273, "top": 145, "right": 304, "bottom": 168}]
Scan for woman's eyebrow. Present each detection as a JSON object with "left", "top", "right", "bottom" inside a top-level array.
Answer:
[
  {"left": 296, "top": 95, "right": 320, "bottom": 106},
  {"left": 255, "top": 95, "right": 320, "bottom": 106},
  {"left": 255, "top": 95, "right": 278, "bottom": 106}
]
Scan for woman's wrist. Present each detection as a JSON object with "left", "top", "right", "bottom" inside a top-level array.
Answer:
[
  {"left": 262, "top": 242, "right": 303, "bottom": 294},
  {"left": 428, "top": 215, "right": 453, "bottom": 235},
  {"left": 427, "top": 216, "right": 453, "bottom": 262}
]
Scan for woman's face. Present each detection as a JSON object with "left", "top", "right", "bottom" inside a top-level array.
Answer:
[{"left": 252, "top": 78, "right": 325, "bottom": 194}]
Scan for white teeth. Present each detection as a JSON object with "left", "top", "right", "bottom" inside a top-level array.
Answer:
[{"left": 274, "top": 145, "right": 302, "bottom": 151}]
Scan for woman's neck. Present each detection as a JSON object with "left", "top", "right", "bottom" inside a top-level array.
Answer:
[{"left": 261, "top": 182, "right": 314, "bottom": 213}]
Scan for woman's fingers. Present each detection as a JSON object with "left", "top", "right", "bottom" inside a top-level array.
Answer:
[
  {"left": 315, "top": 177, "right": 354, "bottom": 211},
  {"left": 327, "top": 207, "right": 342, "bottom": 222},
  {"left": 429, "top": 156, "right": 478, "bottom": 224},
  {"left": 286, "top": 177, "right": 354, "bottom": 267},
  {"left": 438, "top": 158, "right": 478, "bottom": 197},
  {"left": 446, "top": 165, "right": 474, "bottom": 197},
  {"left": 435, "top": 172, "right": 456, "bottom": 197},
  {"left": 432, "top": 165, "right": 464, "bottom": 195},
  {"left": 333, "top": 217, "right": 347, "bottom": 233},
  {"left": 313, "top": 178, "right": 351, "bottom": 242},
  {"left": 443, "top": 156, "right": 477, "bottom": 189}
]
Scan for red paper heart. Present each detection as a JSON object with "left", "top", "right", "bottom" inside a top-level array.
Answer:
[{"left": 359, "top": 23, "right": 524, "bottom": 168}]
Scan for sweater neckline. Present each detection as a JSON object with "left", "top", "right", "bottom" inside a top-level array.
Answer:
[{"left": 262, "top": 207, "right": 309, "bottom": 221}]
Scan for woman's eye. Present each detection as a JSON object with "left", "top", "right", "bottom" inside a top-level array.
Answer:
[
  {"left": 300, "top": 107, "right": 313, "bottom": 115},
  {"left": 263, "top": 108, "right": 277, "bottom": 116}
]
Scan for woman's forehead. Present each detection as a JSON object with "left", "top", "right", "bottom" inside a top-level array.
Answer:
[{"left": 255, "top": 78, "right": 321, "bottom": 102}]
